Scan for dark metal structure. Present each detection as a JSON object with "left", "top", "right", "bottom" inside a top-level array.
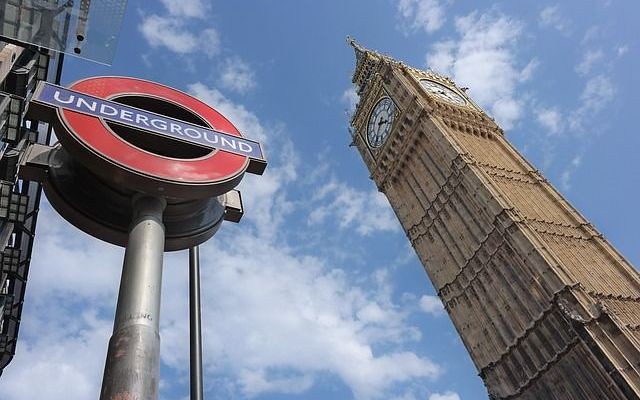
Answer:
[
  {"left": 0, "top": 40, "right": 61, "bottom": 376},
  {"left": 0, "top": 0, "right": 129, "bottom": 376},
  {"left": 189, "top": 245, "right": 204, "bottom": 400}
]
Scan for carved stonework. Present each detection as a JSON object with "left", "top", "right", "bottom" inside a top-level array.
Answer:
[{"left": 348, "top": 40, "right": 640, "bottom": 399}]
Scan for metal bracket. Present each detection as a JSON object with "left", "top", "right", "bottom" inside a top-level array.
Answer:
[
  {"left": 220, "top": 189, "right": 243, "bottom": 223},
  {"left": 17, "top": 142, "right": 54, "bottom": 183}
]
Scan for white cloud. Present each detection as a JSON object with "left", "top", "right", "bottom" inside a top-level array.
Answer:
[
  {"left": 429, "top": 391, "right": 461, "bottom": 400},
  {"left": 139, "top": 15, "right": 221, "bottom": 57},
  {"left": 582, "top": 75, "right": 615, "bottom": 110},
  {"left": 139, "top": 0, "right": 219, "bottom": 58},
  {"left": 188, "top": 83, "right": 269, "bottom": 143},
  {"left": 537, "top": 70, "right": 616, "bottom": 142},
  {"left": 397, "top": 0, "right": 448, "bottom": 33},
  {"left": 617, "top": 45, "right": 629, "bottom": 57},
  {"left": 535, "top": 72, "right": 616, "bottom": 178},
  {"left": 519, "top": 59, "right": 539, "bottom": 81},
  {"left": 536, "top": 107, "right": 563, "bottom": 135},
  {"left": 539, "top": 5, "right": 569, "bottom": 33},
  {"left": 569, "top": 75, "right": 615, "bottom": 131},
  {"left": 220, "top": 57, "right": 257, "bottom": 94},
  {"left": 159, "top": 234, "right": 441, "bottom": 399},
  {"left": 2, "top": 312, "right": 111, "bottom": 400},
  {"left": 534, "top": 74, "right": 615, "bottom": 176},
  {"left": 175, "top": 83, "right": 437, "bottom": 398},
  {"left": 419, "top": 295, "right": 444, "bottom": 316},
  {"left": 187, "top": 82, "right": 297, "bottom": 240},
  {"left": 201, "top": 28, "right": 222, "bottom": 58},
  {"left": 426, "top": 12, "right": 531, "bottom": 130},
  {"left": 426, "top": 40, "right": 456, "bottom": 73},
  {"left": 308, "top": 180, "right": 400, "bottom": 236},
  {"left": 0, "top": 205, "right": 118, "bottom": 400},
  {"left": 560, "top": 154, "right": 582, "bottom": 191},
  {"left": 581, "top": 26, "right": 601, "bottom": 45},
  {"left": 159, "top": 0, "right": 208, "bottom": 18},
  {"left": 576, "top": 49, "right": 604, "bottom": 76},
  {"left": 342, "top": 87, "right": 360, "bottom": 113},
  {"left": 239, "top": 370, "right": 314, "bottom": 397},
  {"left": 140, "top": 15, "right": 199, "bottom": 54}
]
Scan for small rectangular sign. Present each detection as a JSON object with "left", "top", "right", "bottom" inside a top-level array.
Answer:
[{"left": 32, "top": 82, "right": 266, "bottom": 164}]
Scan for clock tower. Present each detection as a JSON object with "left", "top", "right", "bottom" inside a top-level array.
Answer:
[{"left": 348, "top": 39, "right": 640, "bottom": 399}]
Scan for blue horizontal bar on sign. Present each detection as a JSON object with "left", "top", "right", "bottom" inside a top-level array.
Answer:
[{"left": 33, "top": 82, "right": 266, "bottom": 162}]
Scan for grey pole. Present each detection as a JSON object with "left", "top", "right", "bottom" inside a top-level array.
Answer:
[
  {"left": 100, "top": 195, "right": 166, "bottom": 400},
  {"left": 189, "top": 245, "right": 204, "bottom": 400}
]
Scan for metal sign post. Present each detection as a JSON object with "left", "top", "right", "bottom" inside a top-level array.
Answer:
[
  {"left": 189, "top": 246, "right": 204, "bottom": 400},
  {"left": 20, "top": 76, "right": 265, "bottom": 400},
  {"left": 100, "top": 196, "right": 166, "bottom": 400}
]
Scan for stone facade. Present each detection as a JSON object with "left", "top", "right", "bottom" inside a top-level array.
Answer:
[{"left": 348, "top": 40, "right": 640, "bottom": 399}]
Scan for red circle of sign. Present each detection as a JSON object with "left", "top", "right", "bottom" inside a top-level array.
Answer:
[{"left": 60, "top": 76, "right": 247, "bottom": 185}]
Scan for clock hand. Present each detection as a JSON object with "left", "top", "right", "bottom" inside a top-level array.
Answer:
[{"left": 378, "top": 118, "right": 388, "bottom": 127}]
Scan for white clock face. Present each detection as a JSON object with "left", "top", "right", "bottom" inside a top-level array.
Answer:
[
  {"left": 367, "top": 97, "right": 396, "bottom": 148},
  {"left": 420, "top": 79, "right": 466, "bottom": 106}
]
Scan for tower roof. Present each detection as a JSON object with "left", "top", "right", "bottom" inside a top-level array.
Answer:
[
  {"left": 346, "top": 37, "right": 388, "bottom": 92},
  {"left": 346, "top": 36, "right": 388, "bottom": 63},
  {"left": 346, "top": 37, "right": 461, "bottom": 94}
]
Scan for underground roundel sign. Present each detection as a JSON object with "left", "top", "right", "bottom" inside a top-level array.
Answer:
[{"left": 29, "top": 76, "right": 266, "bottom": 198}]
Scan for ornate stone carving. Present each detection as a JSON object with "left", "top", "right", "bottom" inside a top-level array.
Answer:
[{"left": 348, "top": 40, "right": 640, "bottom": 399}]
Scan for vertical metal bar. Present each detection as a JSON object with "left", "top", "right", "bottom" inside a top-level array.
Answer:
[
  {"left": 54, "top": 52, "right": 64, "bottom": 85},
  {"left": 189, "top": 245, "right": 204, "bottom": 400},
  {"left": 100, "top": 195, "right": 166, "bottom": 400}
]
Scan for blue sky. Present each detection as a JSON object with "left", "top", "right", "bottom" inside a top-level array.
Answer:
[{"left": 2, "top": 1, "right": 639, "bottom": 399}]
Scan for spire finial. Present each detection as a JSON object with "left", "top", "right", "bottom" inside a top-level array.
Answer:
[
  {"left": 346, "top": 36, "right": 359, "bottom": 48},
  {"left": 346, "top": 36, "right": 367, "bottom": 62}
]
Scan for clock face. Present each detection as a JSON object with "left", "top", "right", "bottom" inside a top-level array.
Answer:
[
  {"left": 367, "top": 97, "right": 396, "bottom": 148},
  {"left": 420, "top": 79, "right": 466, "bottom": 106}
]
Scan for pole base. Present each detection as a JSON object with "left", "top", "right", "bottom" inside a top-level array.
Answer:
[{"left": 100, "top": 324, "right": 160, "bottom": 400}]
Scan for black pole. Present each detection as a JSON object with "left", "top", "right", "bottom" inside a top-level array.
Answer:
[
  {"left": 54, "top": 52, "right": 64, "bottom": 84},
  {"left": 189, "top": 246, "right": 204, "bottom": 400}
]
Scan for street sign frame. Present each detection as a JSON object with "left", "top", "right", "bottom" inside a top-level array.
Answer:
[{"left": 28, "top": 76, "right": 266, "bottom": 198}]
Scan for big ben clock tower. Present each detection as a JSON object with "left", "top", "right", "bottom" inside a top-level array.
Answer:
[{"left": 348, "top": 39, "right": 640, "bottom": 399}]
